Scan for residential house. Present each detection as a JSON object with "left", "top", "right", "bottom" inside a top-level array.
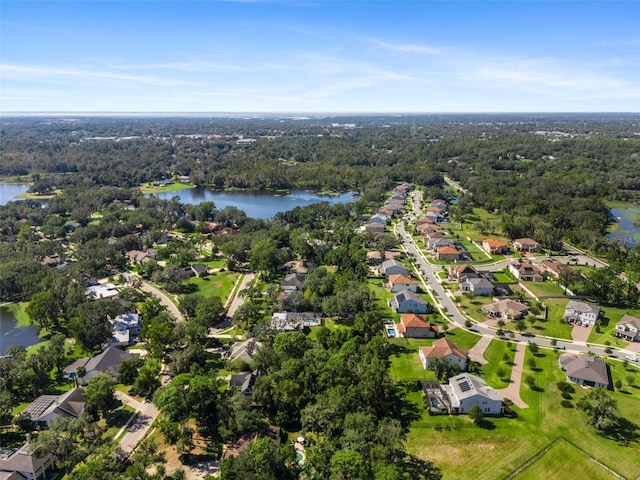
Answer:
[
  {"left": 425, "top": 231, "right": 446, "bottom": 249},
  {"left": 387, "top": 274, "right": 419, "bottom": 293},
  {"left": 482, "top": 239, "right": 510, "bottom": 255},
  {"left": 190, "top": 263, "right": 209, "bottom": 277},
  {"left": 270, "top": 312, "right": 323, "bottom": 331},
  {"left": 419, "top": 338, "right": 469, "bottom": 371},
  {"left": 366, "top": 251, "right": 383, "bottom": 264},
  {"left": 396, "top": 314, "right": 438, "bottom": 338},
  {"left": 229, "top": 371, "right": 259, "bottom": 395},
  {"left": 460, "top": 277, "right": 494, "bottom": 296},
  {"left": 449, "top": 265, "right": 481, "bottom": 282},
  {"left": 436, "top": 246, "right": 462, "bottom": 261},
  {"left": 389, "top": 290, "right": 429, "bottom": 314},
  {"left": 19, "top": 387, "right": 86, "bottom": 428},
  {"left": 563, "top": 301, "right": 600, "bottom": 327},
  {"left": 0, "top": 442, "right": 54, "bottom": 480},
  {"left": 368, "top": 214, "right": 390, "bottom": 225},
  {"left": 441, "top": 374, "right": 504, "bottom": 415},
  {"left": 513, "top": 238, "right": 540, "bottom": 253},
  {"left": 482, "top": 299, "right": 529, "bottom": 320},
  {"left": 430, "top": 199, "right": 447, "bottom": 209},
  {"left": 363, "top": 223, "right": 386, "bottom": 233},
  {"left": 228, "top": 338, "right": 261, "bottom": 365},
  {"left": 108, "top": 313, "right": 142, "bottom": 347},
  {"left": 85, "top": 283, "right": 119, "bottom": 299},
  {"left": 416, "top": 216, "right": 436, "bottom": 226},
  {"left": 126, "top": 250, "right": 155, "bottom": 264},
  {"left": 425, "top": 212, "right": 440, "bottom": 222},
  {"left": 284, "top": 260, "right": 309, "bottom": 274},
  {"left": 542, "top": 259, "right": 576, "bottom": 278},
  {"left": 509, "top": 263, "right": 544, "bottom": 282},
  {"left": 390, "top": 193, "right": 406, "bottom": 202},
  {"left": 558, "top": 353, "right": 609, "bottom": 388},
  {"left": 429, "top": 238, "right": 456, "bottom": 251},
  {"left": 281, "top": 273, "right": 306, "bottom": 293},
  {"left": 417, "top": 223, "right": 440, "bottom": 235},
  {"left": 63, "top": 347, "right": 138, "bottom": 386},
  {"left": 379, "top": 259, "right": 409, "bottom": 276},
  {"left": 615, "top": 314, "right": 640, "bottom": 342}
]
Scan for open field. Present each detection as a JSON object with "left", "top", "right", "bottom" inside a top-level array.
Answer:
[
  {"left": 186, "top": 270, "right": 239, "bottom": 301},
  {"left": 524, "top": 281, "right": 566, "bottom": 298},
  {"left": 513, "top": 438, "right": 618, "bottom": 480},
  {"left": 479, "top": 339, "right": 516, "bottom": 389},
  {"left": 139, "top": 182, "right": 193, "bottom": 193},
  {"left": 407, "top": 345, "right": 640, "bottom": 479}
]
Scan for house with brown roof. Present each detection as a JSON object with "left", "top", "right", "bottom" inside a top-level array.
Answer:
[
  {"left": 542, "top": 259, "right": 576, "bottom": 278},
  {"left": 513, "top": 238, "right": 540, "bottom": 253},
  {"left": 615, "top": 314, "right": 640, "bottom": 342},
  {"left": 396, "top": 314, "right": 438, "bottom": 338},
  {"left": 558, "top": 353, "right": 609, "bottom": 388},
  {"left": 482, "top": 299, "right": 529, "bottom": 320},
  {"left": 387, "top": 274, "right": 419, "bottom": 293},
  {"left": 436, "top": 246, "right": 462, "bottom": 261},
  {"left": 416, "top": 216, "right": 436, "bottom": 226},
  {"left": 419, "top": 338, "right": 469, "bottom": 370},
  {"left": 448, "top": 265, "right": 481, "bottom": 282},
  {"left": 482, "top": 239, "right": 510, "bottom": 255},
  {"left": 509, "top": 262, "right": 544, "bottom": 281}
]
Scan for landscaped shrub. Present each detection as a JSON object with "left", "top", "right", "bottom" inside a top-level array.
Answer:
[{"left": 560, "top": 400, "right": 574, "bottom": 408}]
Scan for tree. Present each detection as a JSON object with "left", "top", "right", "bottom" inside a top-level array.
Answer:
[
  {"left": 528, "top": 342, "right": 539, "bottom": 355},
  {"left": 194, "top": 295, "right": 224, "bottom": 328},
  {"left": 469, "top": 404, "right": 484, "bottom": 426},
  {"left": 118, "top": 356, "right": 143, "bottom": 385},
  {"left": 515, "top": 319, "right": 527, "bottom": 334},
  {"left": 330, "top": 449, "right": 369, "bottom": 480},
  {"left": 85, "top": 372, "right": 116, "bottom": 417},
  {"left": 26, "top": 291, "right": 59, "bottom": 329},
  {"left": 576, "top": 388, "right": 618, "bottom": 430}
]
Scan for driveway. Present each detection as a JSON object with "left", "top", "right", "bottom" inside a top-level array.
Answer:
[
  {"left": 225, "top": 273, "right": 254, "bottom": 317},
  {"left": 571, "top": 322, "right": 594, "bottom": 344},
  {"left": 116, "top": 390, "right": 160, "bottom": 455},
  {"left": 496, "top": 341, "right": 528, "bottom": 409},
  {"left": 468, "top": 335, "right": 491, "bottom": 365},
  {"left": 124, "top": 273, "right": 184, "bottom": 322}
]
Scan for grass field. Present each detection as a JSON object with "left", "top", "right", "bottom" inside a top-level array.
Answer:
[
  {"left": 514, "top": 439, "right": 618, "bottom": 480},
  {"left": 406, "top": 345, "right": 640, "bottom": 480},
  {"left": 186, "top": 270, "right": 239, "bottom": 302},
  {"left": 455, "top": 295, "right": 494, "bottom": 322},
  {"left": 3, "top": 302, "right": 31, "bottom": 327},
  {"left": 139, "top": 182, "right": 193, "bottom": 193},
  {"left": 479, "top": 339, "right": 516, "bottom": 389},
  {"left": 524, "top": 281, "right": 566, "bottom": 298}
]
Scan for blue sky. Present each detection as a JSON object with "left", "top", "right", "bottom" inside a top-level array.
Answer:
[{"left": 1, "top": 1, "right": 639, "bottom": 113}]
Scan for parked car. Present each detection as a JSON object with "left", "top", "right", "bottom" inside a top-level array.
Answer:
[{"left": 625, "top": 354, "right": 638, "bottom": 362}]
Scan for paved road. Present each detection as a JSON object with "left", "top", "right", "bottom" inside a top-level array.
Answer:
[
  {"left": 115, "top": 390, "right": 160, "bottom": 455},
  {"left": 225, "top": 273, "right": 254, "bottom": 318},
  {"left": 124, "top": 273, "right": 184, "bottom": 322},
  {"left": 395, "top": 215, "right": 616, "bottom": 361}
]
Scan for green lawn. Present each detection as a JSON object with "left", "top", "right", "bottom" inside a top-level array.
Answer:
[
  {"left": 455, "top": 295, "right": 494, "bottom": 322},
  {"left": 407, "top": 346, "right": 640, "bottom": 479},
  {"left": 441, "top": 328, "right": 482, "bottom": 350},
  {"left": 4, "top": 302, "right": 31, "bottom": 327},
  {"left": 589, "top": 305, "right": 640, "bottom": 347},
  {"left": 186, "top": 270, "right": 239, "bottom": 302},
  {"left": 388, "top": 337, "right": 438, "bottom": 382},
  {"left": 514, "top": 439, "right": 618, "bottom": 480},
  {"left": 524, "top": 281, "right": 566, "bottom": 298},
  {"left": 479, "top": 339, "right": 516, "bottom": 389}
]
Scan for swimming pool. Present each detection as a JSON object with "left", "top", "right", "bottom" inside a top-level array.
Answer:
[{"left": 386, "top": 326, "right": 397, "bottom": 337}]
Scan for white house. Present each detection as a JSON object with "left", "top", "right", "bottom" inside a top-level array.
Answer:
[
  {"left": 388, "top": 290, "right": 429, "bottom": 314},
  {"left": 442, "top": 373, "right": 504, "bottom": 415},
  {"left": 563, "top": 301, "right": 600, "bottom": 326},
  {"left": 379, "top": 259, "right": 409, "bottom": 277},
  {"left": 419, "top": 338, "right": 469, "bottom": 371},
  {"left": 460, "top": 278, "right": 494, "bottom": 296},
  {"left": 387, "top": 274, "right": 419, "bottom": 293},
  {"left": 0, "top": 442, "right": 54, "bottom": 480},
  {"left": 615, "top": 314, "right": 640, "bottom": 342}
]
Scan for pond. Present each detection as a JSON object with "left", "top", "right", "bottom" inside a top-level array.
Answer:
[
  {"left": 608, "top": 207, "right": 640, "bottom": 249},
  {"left": 0, "top": 305, "right": 41, "bottom": 355},
  {"left": 147, "top": 187, "right": 356, "bottom": 219},
  {"left": 0, "top": 184, "right": 30, "bottom": 206}
]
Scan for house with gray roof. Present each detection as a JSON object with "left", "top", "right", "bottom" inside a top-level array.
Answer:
[
  {"left": 441, "top": 373, "right": 504, "bottom": 415},
  {"left": 0, "top": 442, "right": 53, "bottom": 480},
  {"left": 460, "top": 277, "right": 494, "bottom": 296},
  {"left": 228, "top": 338, "right": 261, "bottom": 365},
  {"left": 559, "top": 353, "right": 609, "bottom": 388},
  {"left": 281, "top": 273, "right": 306, "bottom": 293},
  {"left": 388, "top": 290, "right": 429, "bottom": 314},
  {"left": 229, "top": 371, "right": 259, "bottom": 395},
  {"left": 19, "top": 387, "right": 86, "bottom": 428},
  {"left": 378, "top": 259, "right": 409, "bottom": 277},
  {"left": 615, "top": 314, "right": 640, "bottom": 342},
  {"left": 63, "top": 347, "right": 137, "bottom": 386},
  {"left": 563, "top": 301, "right": 600, "bottom": 327}
]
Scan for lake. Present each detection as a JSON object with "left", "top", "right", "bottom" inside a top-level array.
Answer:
[
  {"left": 147, "top": 188, "right": 356, "bottom": 219},
  {"left": 0, "top": 305, "right": 41, "bottom": 355},
  {"left": 0, "top": 183, "right": 30, "bottom": 206},
  {"left": 608, "top": 207, "right": 640, "bottom": 248}
]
